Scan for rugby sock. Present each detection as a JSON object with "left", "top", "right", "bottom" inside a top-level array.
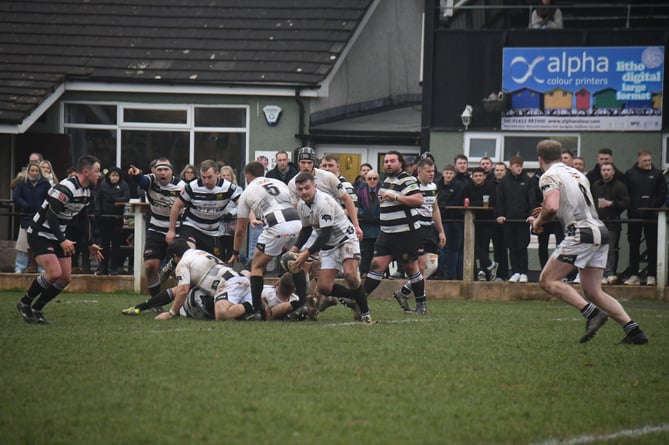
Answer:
[
  {"left": 623, "top": 320, "right": 641, "bottom": 336},
  {"left": 250, "top": 275, "right": 264, "bottom": 310},
  {"left": 354, "top": 285, "right": 370, "bottom": 314},
  {"left": 32, "top": 282, "right": 66, "bottom": 311},
  {"left": 21, "top": 275, "right": 51, "bottom": 305},
  {"left": 136, "top": 289, "right": 173, "bottom": 311},
  {"left": 400, "top": 282, "right": 412, "bottom": 297},
  {"left": 292, "top": 270, "right": 308, "bottom": 306},
  {"left": 330, "top": 283, "right": 355, "bottom": 299},
  {"left": 364, "top": 271, "right": 383, "bottom": 295},
  {"left": 580, "top": 303, "right": 600, "bottom": 319},
  {"left": 148, "top": 282, "right": 161, "bottom": 297},
  {"left": 408, "top": 271, "right": 425, "bottom": 303},
  {"left": 242, "top": 302, "right": 254, "bottom": 314}
]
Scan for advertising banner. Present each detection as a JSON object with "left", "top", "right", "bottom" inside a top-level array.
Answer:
[{"left": 501, "top": 46, "right": 664, "bottom": 131}]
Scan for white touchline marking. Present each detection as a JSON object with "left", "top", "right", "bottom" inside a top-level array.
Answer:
[
  {"left": 322, "top": 318, "right": 433, "bottom": 327},
  {"left": 63, "top": 300, "right": 99, "bottom": 304},
  {"left": 532, "top": 423, "right": 669, "bottom": 445}
]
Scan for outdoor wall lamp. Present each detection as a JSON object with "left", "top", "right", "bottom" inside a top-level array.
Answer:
[{"left": 461, "top": 105, "right": 473, "bottom": 130}]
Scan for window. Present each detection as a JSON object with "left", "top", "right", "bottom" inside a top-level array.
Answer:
[
  {"left": 464, "top": 132, "right": 580, "bottom": 168},
  {"left": 63, "top": 102, "right": 248, "bottom": 178}
]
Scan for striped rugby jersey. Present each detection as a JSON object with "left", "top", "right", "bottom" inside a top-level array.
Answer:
[
  {"left": 28, "top": 176, "right": 93, "bottom": 241},
  {"left": 379, "top": 171, "right": 421, "bottom": 233},
  {"left": 415, "top": 182, "right": 438, "bottom": 227},
  {"left": 137, "top": 174, "right": 185, "bottom": 234},
  {"left": 179, "top": 178, "right": 241, "bottom": 236}
]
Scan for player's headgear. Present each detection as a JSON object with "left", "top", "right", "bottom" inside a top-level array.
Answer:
[
  {"left": 297, "top": 146, "right": 317, "bottom": 162},
  {"left": 167, "top": 238, "right": 190, "bottom": 259}
]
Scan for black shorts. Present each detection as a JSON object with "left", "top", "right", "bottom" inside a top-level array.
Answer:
[
  {"left": 28, "top": 233, "right": 67, "bottom": 258},
  {"left": 177, "top": 225, "right": 222, "bottom": 258},
  {"left": 143, "top": 230, "right": 170, "bottom": 261},
  {"left": 417, "top": 225, "right": 440, "bottom": 255},
  {"left": 373, "top": 230, "right": 420, "bottom": 263}
]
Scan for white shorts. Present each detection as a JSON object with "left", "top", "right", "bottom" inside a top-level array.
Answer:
[
  {"left": 551, "top": 236, "right": 608, "bottom": 270},
  {"left": 213, "top": 276, "right": 252, "bottom": 305},
  {"left": 256, "top": 220, "right": 301, "bottom": 256},
  {"left": 319, "top": 238, "right": 361, "bottom": 270}
]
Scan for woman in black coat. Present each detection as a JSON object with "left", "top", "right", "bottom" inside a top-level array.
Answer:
[{"left": 94, "top": 167, "right": 130, "bottom": 275}]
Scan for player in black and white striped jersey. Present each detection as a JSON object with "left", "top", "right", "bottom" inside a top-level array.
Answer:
[
  {"left": 17, "top": 155, "right": 104, "bottom": 324},
  {"left": 391, "top": 158, "right": 446, "bottom": 314},
  {"left": 362, "top": 151, "right": 427, "bottom": 312},
  {"left": 166, "top": 159, "right": 241, "bottom": 260}
]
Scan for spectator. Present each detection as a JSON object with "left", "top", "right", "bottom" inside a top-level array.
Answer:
[
  {"left": 590, "top": 162, "right": 630, "bottom": 284},
  {"left": 356, "top": 169, "right": 381, "bottom": 275},
  {"left": 561, "top": 149, "right": 574, "bottom": 166},
  {"left": 180, "top": 164, "right": 198, "bottom": 182},
  {"left": 40, "top": 160, "right": 58, "bottom": 186},
  {"left": 572, "top": 157, "right": 586, "bottom": 173},
  {"left": 437, "top": 164, "right": 464, "bottom": 280},
  {"left": 453, "top": 154, "right": 471, "bottom": 187},
  {"left": 491, "top": 162, "right": 509, "bottom": 280},
  {"left": 219, "top": 165, "right": 240, "bottom": 262},
  {"left": 13, "top": 162, "right": 50, "bottom": 273},
  {"left": 495, "top": 157, "right": 535, "bottom": 283},
  {"left": 623, "top": 149, "right": 667, "bottom": 286},
  {"left": 265, "top": 150, "right": 298, "bottom": 184},
  {"left": 464, "top": 167, "right": 498, "bottom": 281},
  {"left": 479, "top": 156, "right": 494, "bottom": 182},
  {"left": 353, "top": 163, "right": 373, "bottom": 190},
  {"left": 94, "top": 166, "right": 130, "bottom": 275},
  {"left": 586, "top": 148, "right": 625, "bottom": 184},
  {"left": 530, "top": 0, "right": 563, "bottom": 29}
]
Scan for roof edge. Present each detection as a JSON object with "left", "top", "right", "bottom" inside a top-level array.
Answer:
[{"left": 0, "top": 83, "right": 66, "bottom": 134}]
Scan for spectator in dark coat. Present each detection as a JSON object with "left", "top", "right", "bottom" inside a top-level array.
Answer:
[
  {"left": 495, "top": 156, "right": 536, "bottom": 283},
  {"left": 94, "top": 166, "right": 130, "bottom": 275},
  {"left": 437, "top": 164, "right": 464, "bottom": 280},
  {"left": 356, "top": 169, "right": 381, "bottom": 275},
  {"left": 13, "top": 162, "right": 50, "bottom": 273},
  {"left": 265, "top": 150, "right": 298, "bottom": 184},
  {"left": 623, "top": 149, "right": 667, "bottom": 286},
  {"left": 464, "top": 167, "right": 498, "bottom": 281},
  {"left": 590, "top": 162, "right": 629, "bottom": 284}
]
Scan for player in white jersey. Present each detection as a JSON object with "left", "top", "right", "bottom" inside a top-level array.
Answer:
[
  {"left": 17, "top": 155, "right": 104, "bottom": 324},
  {"left": 131, "top": 239, "right": 261, "bottom": 321},
  {"left": 288, "top": 147, "right": 362, "bottom": 240},
  {"left": 166, "top": 159, "right": 241, "bottom": 259},
  {"left": 291, "top": 173, "right": 372, "bottom": 323},
  {"left": 227, "top": 161, "right": 307, "bottom": 320},
  {"left": 125, "top": 158, "right": 185, "bottom": 305},
  {"left": 392, "top": 158, "right": 446, "bottom": 314},
  {"left": 532, "top": 140, "right": 647, "bottom": 345}
]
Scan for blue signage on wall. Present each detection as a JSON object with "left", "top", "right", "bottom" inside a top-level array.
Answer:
[{"left": 501, "top": 46, "right": 664, "bottom": 131}]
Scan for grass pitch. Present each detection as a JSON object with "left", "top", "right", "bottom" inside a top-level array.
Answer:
[{"left": 1, "top": 292, "right": 668, "bottom": 445}]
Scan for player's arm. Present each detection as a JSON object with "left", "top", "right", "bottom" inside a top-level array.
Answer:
[
  {"left": 532, "top": 189, "right": 559, "bottom": 234},
  {"left": 155, "top": 284, "right": 190, "bottom": 320},
  {"left": 166, "top": 197, "right": 186, "bottom": 244},
  {"left": 399, "top": 189, "right": 424, "bottom": 208},
  {"left": 432, "top": 200, "right": 446, "bottom": 248},
  {"left": 228, "top": 217, "right": 249, "bottom": 264},
  {"left": 340, "top": 192, "right": 362, "bottom": 240}
]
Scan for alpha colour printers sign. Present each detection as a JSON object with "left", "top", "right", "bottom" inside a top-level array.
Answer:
[{"left": 502, "top": 46, "right": 663, "bottom": 131}]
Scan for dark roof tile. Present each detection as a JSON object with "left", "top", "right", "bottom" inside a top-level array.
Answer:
[{"left": 0, "top": 0, "right": 374, "bottom": 126}]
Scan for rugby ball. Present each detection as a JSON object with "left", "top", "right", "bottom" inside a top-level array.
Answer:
[{"left": 280, "top": 251, "right": 301, "bottom": 274}]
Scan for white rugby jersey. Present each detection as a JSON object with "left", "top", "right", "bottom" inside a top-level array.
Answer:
[
  {"left": 179, "top": 178, "right": 241, "bottom": 236},
  {"left": 175, "top": 249, "right": 238, "bottom": 293},
  {"left": 288, "top": 168, "right": 346, "bottom": 205},
  {"left": 137, "top": 174, "right": 185, "bottom": 234},
  {"left": 415, "top": 182, "right": 438, "bottom": 227},
  {"left": 261, "top": 284, "right": 298, "bottom": 309},
  {"left": 236, "top": 177, "right": 297, "bottom": 225},
  {"left": 28, "top": 176, "right": 93, "bottom": 241},
  {"left": 540, "top": 162, "right": 605, "bottom": 241},
  {"left": 379, "top": 171, "right": 421, "bottom": 233},
  {"left": 297, "top": 190, "right": 356, "bottom": 248}
]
